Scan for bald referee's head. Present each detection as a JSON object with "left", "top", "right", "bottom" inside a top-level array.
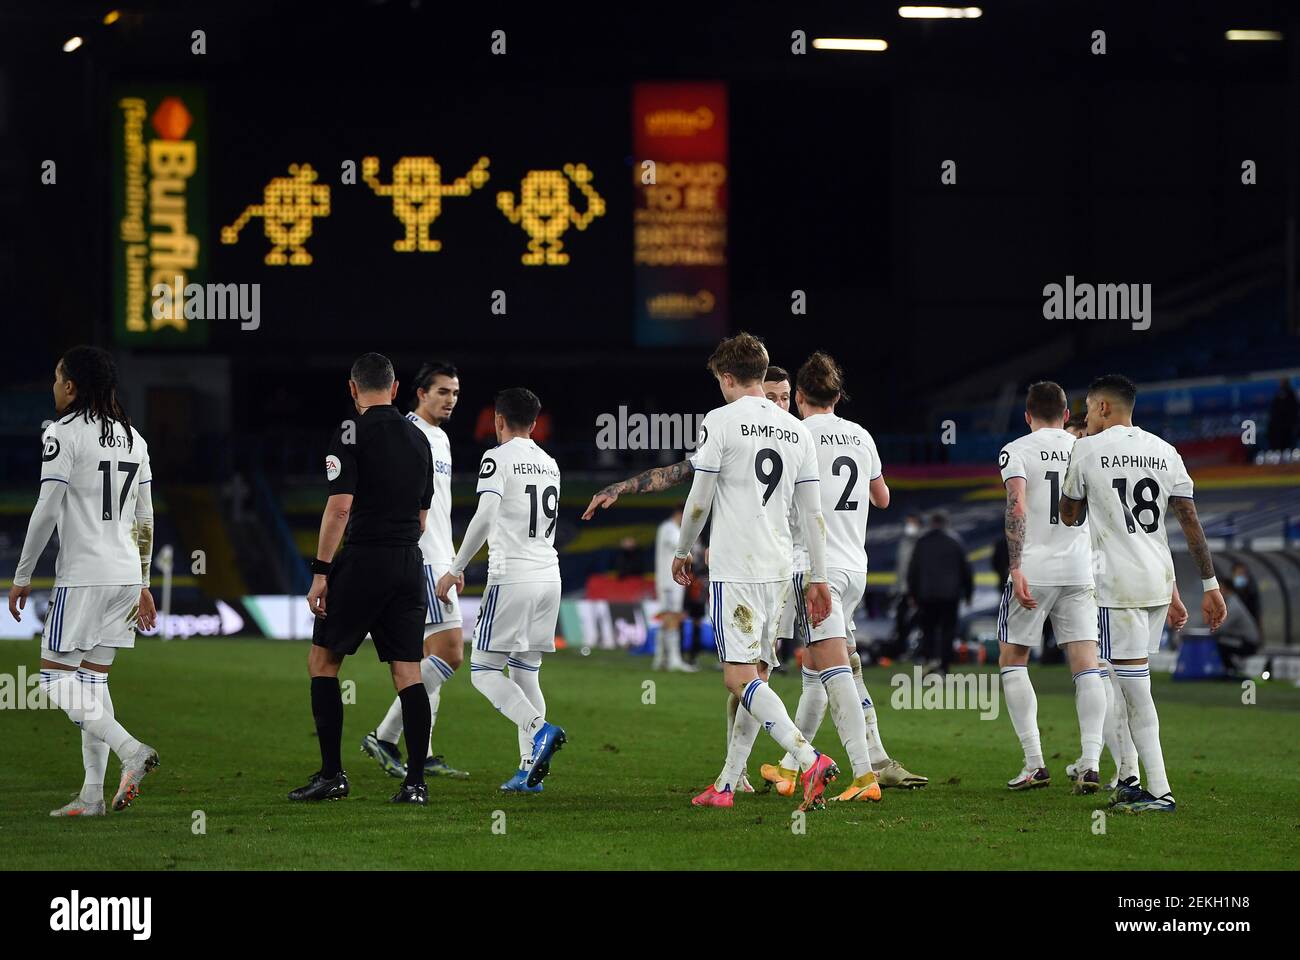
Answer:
[{"left": 348, "top": 352, "right": 398, "bottom": 409}]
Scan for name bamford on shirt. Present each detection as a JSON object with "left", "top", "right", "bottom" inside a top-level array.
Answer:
[
  {"left": 1100, "top": 454, "right": 1168, "bottom": 471},
  {"left": 512, "top": 462, "right": 559, "bottom": 476},
  {"left": 741, "top": 424, "right": 800, "bottom": 443}
]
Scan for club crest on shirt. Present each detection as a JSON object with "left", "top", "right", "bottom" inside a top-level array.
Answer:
[
  {"left": 325, "top": 455, "right": 341, "bottom": 482},
  {"left": 42, "top": 437, "right": 61, "bottom": 462},
  {"left": 479, "top": 457, "right": 497, "bottom": 479}
]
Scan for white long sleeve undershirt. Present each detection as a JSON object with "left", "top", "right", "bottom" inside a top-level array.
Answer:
[
  {"left": 449, "top": 491, "right": 500, "bottom": 577},
  {"left": 674, "top": 469, "right": 717, "bottom": 559},
  {"left": 12, "top": 479, "right": 67, "bottom": 587}
]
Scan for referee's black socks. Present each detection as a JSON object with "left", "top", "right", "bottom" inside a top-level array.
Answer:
[
  {"left": 398, "top": 682, "right": 430, "bottom": 787},
  {"left": 311, "top": 676, "right": 345, "bottom": 778}
]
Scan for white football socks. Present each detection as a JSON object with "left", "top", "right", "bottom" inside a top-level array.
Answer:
[
  {"left": 508, "top": 654, "right": 545, "bottom": 769},
  {"left": 470, "top": 651, "right": 543, "bottom": 744},
  {"left": 659, "top": 624, "right": 684, "bottom": 669},
  {"left": 740, "top": 678, "right": 816, "bottom": 770},
  {"left": 1115, "top": 664, "right": 1171, "bottom": 798},
  {"left": 716, "top": 701, "right": 760, "bottom": 792},
  {"left": 76, "top": 668, "right": 112, "bottom": 803},
  {"left": 40, "top": 669, "right": 139, "bottom": 759},
  {"left": 1103, "top": 661, "right": 1140, "bottom": 781},
  {"left": 1000, "top": 664, "right": 1044, "bottom": 770},
  {"left": 821, "top": 666, "right": 871, "bottom": 778},
  {"left": 850, "top": 652, "right": 890, "bottom": 765},
  {"left": 779, "top": 667, "right": 826, "bottom": 770},
  {"left": 376, "top": 652, "right": 455, "bottom": 746},
  {"left": 1072, "top": 666, "right": 1107, "bottom": 769}
]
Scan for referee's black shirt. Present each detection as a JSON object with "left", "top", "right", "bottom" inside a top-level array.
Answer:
[{"left": 323, "top": 405, "right": 434, "bottom": 546}]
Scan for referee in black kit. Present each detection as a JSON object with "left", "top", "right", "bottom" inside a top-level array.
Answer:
[{"left": 289, "top": 353, "right": 435, "bottom": 805}]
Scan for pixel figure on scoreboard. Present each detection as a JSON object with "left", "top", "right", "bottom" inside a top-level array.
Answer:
[
  {"left": 221, "top": 163, "right": 331, "bottom": 265},
  {"left": 497, "top": 163, "right": 605, "bottom": 265},
  {"left": 362, "top": 155, "right": 490, "bottom": 252}
]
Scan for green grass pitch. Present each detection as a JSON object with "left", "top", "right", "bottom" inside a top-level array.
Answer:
[{"left": 2, "top": 637, "right": 1297, "bottom": 870}]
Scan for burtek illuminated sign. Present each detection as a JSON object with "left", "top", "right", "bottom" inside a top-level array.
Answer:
[
  {"left": 219, "top": 154, "right": 606, "bottom": 267},
  {"left": 111, "top": 89, "right": 208, "bottom": 346}
]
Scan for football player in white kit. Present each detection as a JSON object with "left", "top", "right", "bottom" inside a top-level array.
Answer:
[
  {"left": 436, "top": 388, "right": 567, "bottom": 792},
  {"left": 996, "top": 382, "right": 1107, "bottom": 793},
  {"left": 1059, "top": 374, "right": 1227, "bottom": 814},
  {"left": 652, "top": 508, "right": 695, "bottom": 672},
  {"left": 7, "top": 347, "right": 160, "bottom": 816},
  {"left": 673, "top": 333, "right": 840, "bottom": 811},
  {"left": 362, "top": 362, "right": 470, "bottom": 780},
  {"left": 755, "top": 361, "right": 928, "bottom": 797}
]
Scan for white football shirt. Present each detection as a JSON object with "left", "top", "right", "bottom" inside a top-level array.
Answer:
[
  {"left": 475, "top": 437, "right": 561, "bottom": 584},
  {"left": 690, "top": 394, "right": 820, "bottom": 583},
  {"left": 1061, "top": 425, "right": 1193, "bottom": 608},
  {"left": 999, "top": 427, "right": 1092, "bottom": 586},
  {"left": 406, "top": 412, "right": 454, "bottom": 566},
  {"left": 655, "top": 517, "right": 680, "bottom": 592},
  {"left": 39, "top": 413, "right": 152, "bottom": 587},
  {"left": 803, "top": 412, "right": 881, "bottom": 574}
]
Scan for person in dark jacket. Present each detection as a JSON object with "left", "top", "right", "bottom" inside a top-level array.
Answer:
[
  {"left": 907, "top": 511, "right": 973, "bottom": 674},
  {"left": 1231, "top": 562, "right": 1260, "bottom": 623},
  {"left": 1268, "top": 378, "right": 1299, "bottom": 451}
]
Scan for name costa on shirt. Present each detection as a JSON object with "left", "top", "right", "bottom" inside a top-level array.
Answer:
[
  {"left": 1100, "top": 454, "right": 1168, "bottom": 471},
  {"left": 740, "top": 424, "right": 800, "bottom": 443},
  {"left": 512, "top": 462, "right": 560, "bottom": 477},
  {"left": 98, "top": 435, "right": 132, "bottom": 449}
]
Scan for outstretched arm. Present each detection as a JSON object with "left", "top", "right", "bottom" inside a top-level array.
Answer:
[
  {"left": 1170, "top": 497, "right": 1227, "bottom": 630},
  {"left": 581, "top": 459, "right": 695, "bottom": 520}
]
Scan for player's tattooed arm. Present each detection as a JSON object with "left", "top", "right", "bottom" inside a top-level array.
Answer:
[
  {"left": 581, "top": 459, "right": 695, "bottom": 519},
  {"left": 1171, "top": 496, "right": 1227, "bottom": 630},
  {"left": 1005, "top": 476, "right": 1037, "bottom": 608},
  {"left": 1004, "top": 478, "right": 1027, "bottom": 571},
  {"left": 1171, "top": 497, "right": 1215, "bottom": 579}
]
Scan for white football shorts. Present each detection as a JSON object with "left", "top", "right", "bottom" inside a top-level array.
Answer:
[
  {"left": 1098, "top": 604, "right": 1169, "bottom": 661},
  {"left": 422, "top": 564, "right": 463, "bottom": 634},
  {"left": 472, "top": 581, "right": 560, "bottom": 654},
  {"left": 710, "top": 579, "right": 789, "bottom": 667},
  {"left": 997, "top": 581, "right": 1098, "bottom": 649},
  {"left": 42, "top": 584, "right": 139, "bottom": 657}
]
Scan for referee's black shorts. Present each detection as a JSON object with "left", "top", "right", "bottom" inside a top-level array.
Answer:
[{"left": 312, "top": 544, "right": 425, "bottom": 662}]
